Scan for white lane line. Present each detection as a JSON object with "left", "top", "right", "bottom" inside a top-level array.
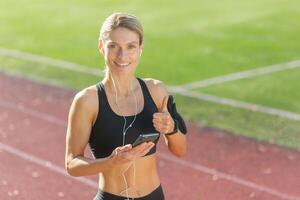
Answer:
[
  {"left": 3, "top": 47, "right": 300, "bottom": 90},
  {"left": 1, "top": 100, "right": 299, "bottom": 200},
  {"left": 168, "top": 88, "right": 300, "bottom": 121},
  {"left": 2, "top": 47, "right": 300, "bottom": 122},
  {"left": 0, "top": 47, "right": 104, "bottom": 77},
  {"left": 0, "top": 143, "right": 98, "bottom": 189},
  {"left": 176, "top": 60, "right": 300, "bottom": 90},
  {"left": 0, "top": 100, "right": 66, "bottom": 126},
  {"left": 158, "top": 153, "right": 300, "bottom": 200}
]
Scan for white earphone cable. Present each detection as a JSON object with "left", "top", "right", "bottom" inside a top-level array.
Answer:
[{"left": 110, "top": 73, "right": 137, "bottom": 200}]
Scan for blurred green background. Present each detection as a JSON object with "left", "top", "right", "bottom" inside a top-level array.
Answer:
[{"left": 1, "top": 0, "right": 300, "bottom": 149}]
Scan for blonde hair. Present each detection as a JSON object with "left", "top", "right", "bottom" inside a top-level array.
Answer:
[{"left": 99, "top": 12, "right": 144, "bottom": 45}]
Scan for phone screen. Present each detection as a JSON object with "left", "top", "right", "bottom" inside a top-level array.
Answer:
[{"left": 132, "top": 133, "right": 159, "bottom": 147}]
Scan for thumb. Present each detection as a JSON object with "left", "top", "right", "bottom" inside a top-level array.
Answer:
[
  {"left": 159, "top": 95, "right": 169, "bottom": 113},
  {"left": 116, "top": 144, "right": 131, "bottom": 153},
  {"left": 121, "top": 144, "right": 132, "bottom": 151}
]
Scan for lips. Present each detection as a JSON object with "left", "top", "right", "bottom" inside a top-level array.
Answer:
[{"left": 114, "top": 61, "right": 131, "bottom": 67}]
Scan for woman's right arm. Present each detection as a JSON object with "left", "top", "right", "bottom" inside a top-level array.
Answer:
[
  {"left": 65, "top": 88, "right": 114, "bottom": 177},
  {"left": 65, "top": 88, "right": 154, "bottom": 177}
]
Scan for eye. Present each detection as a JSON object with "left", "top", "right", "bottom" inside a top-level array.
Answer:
[
  {"left": 128, "top": 44, "right": 137, "bottom": 49},
  {"left": 108, "top": 44, "right": 117, "bottom": 49}
]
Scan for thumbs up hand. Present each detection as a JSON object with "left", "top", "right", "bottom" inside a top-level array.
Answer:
[{"left": 153, "top": 95, "right": 175, "bottom": 135}]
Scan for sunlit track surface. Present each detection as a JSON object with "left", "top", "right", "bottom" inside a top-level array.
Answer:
[{"left": 1, "top": 73, "right": 300, "bottom": 200}]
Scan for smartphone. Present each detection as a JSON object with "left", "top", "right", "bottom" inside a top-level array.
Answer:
[{"left": 132, "top": 133, "right": 159, "bottom": 147}]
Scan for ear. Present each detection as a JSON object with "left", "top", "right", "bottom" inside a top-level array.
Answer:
[
  {"left": 139, "top": 42, "right": 144, "bottom": 56},
  {"left": 98, "top": 38, "right": 105, "bottom": 55}
]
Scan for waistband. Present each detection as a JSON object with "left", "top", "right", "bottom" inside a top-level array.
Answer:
[{"left": 93, "top": 184, "right": 164, "bottom": 200}]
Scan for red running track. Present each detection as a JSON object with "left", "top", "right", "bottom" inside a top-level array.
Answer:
[{"left": 1, "top": 73, "right": 300, "bottom": 200}]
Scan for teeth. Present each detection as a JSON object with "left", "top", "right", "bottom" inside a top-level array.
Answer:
[{"left": 115, "top": 62, "right": 130, "bottom": 67}]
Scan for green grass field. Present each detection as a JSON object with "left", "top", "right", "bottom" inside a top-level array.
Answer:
[{"left": 1, "top": 0, "right": 300, "bottom": 149}]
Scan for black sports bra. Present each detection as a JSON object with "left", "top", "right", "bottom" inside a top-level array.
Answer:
[{"left": 89, "top": 77, "right": 160, "bottom": 158}]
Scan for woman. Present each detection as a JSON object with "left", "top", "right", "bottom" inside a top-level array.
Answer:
[{"left": 65, "top": 12, "right": 187, "bottom": 200}]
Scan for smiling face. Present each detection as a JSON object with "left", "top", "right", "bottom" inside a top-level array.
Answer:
[{"left": 99, "top": 27, "right": 143, "bottom": 75}]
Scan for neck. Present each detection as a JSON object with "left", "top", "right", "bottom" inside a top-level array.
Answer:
[{"left": 103, "top": 70, "right": 137, "bottom": 97}]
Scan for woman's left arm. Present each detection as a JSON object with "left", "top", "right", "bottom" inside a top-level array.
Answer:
[
  {"left": 146, "top": 79, "right": 187, "bottom": 157},
  {"left": 164, "top": 130, "right": 187, "bottom": 157}
]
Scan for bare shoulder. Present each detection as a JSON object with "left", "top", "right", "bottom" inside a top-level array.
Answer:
[
  {"left": 142, "top": 78, "right": 169, "bottom": 108},
  {"left": 73, "top": 85, "right": 97, "bottom": 106},
  {"left": 70, "top": 85, "right": 98, "bottom": 122}
]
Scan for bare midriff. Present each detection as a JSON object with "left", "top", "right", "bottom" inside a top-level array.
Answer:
[{"left": 98, "top": 154, "right": 160, "bottom": 198}]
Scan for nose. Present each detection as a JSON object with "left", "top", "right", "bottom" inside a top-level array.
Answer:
[{"left": 117, "top": 48, "right": 128, "bottom": 59}]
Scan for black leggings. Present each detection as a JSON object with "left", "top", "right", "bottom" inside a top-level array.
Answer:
[{"left": 93, "top": 185, "right": 164, "bottom": 200}]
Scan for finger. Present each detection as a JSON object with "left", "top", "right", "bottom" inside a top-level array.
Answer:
[
  {"left": 160, "top": 113, "right": 172, "bottom": 120},
  {"left": 131, "top": 142, "right": 148, "bottom": 154},
  {"left": 153, "top": 112, "right": 165, "bottom": 119},
  {"left": 153, "top": 118, "right": 170, "bottom": 128},
  {"left": 153, "top": 115, "right": 171, "bottom": 123},
  {"left": 140, "top": 142, "right": 155, "bottom": 156},
  {"left": 138, "top": 142, "right": 154, "bottom": 154},
  {"left": 112, "top": 147, "right": 133, "bottom": 163},
  {"left": 153, "top": 113, "right": 159, "bottom": 119},
  {"left": 153, "top": 123, "right": 167, "bottom": 131},
  {"left": 120, "top": 144, "right": 132, "bottom": 152},
  {"left": 156, "top": 117, "right": 172, "bottom": 125},
  {"left": 152, "top": 118, "right": 163, "bottom": 124},
  {"left": 159, "top": 95, "right": 169, "bottom": 113},
  {"left": 113, "top": 147, "right": 122, "bottom": 156},
  {"left": 116, "top": 145, "right": 132, "bottom": 160},
  {"left": 153, "top": 119, "right": 172, "bottom": 129},
  {"left": 154, "top": 122, "right": 173, "bottom": 134},
  {"left": 121, "top": 144, "right": 144, "bottom": 161},
  {"left": 153, "top": 119, "right": 163, "bottom": 129}
]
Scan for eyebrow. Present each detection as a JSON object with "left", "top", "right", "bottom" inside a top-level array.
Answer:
[
  {"left": 128, "top": 41, "right": 139, "bottom": 44},
  {"left": 108, "top": 41, "right": 139, "bottom": 45}
]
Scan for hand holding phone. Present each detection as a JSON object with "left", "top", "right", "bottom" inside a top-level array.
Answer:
[{"left": 132, "top": 133, "right": 159, "bottom": 148}]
